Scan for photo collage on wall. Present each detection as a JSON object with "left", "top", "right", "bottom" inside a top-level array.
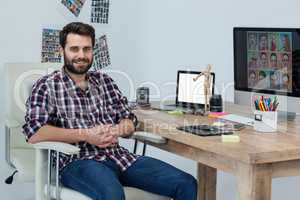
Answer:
[
  {"left": 41, "top": 29, "right": 61, "bottom": 63},
  {"left": 92, "top": 35, "right": 111, "bottom": 70},
  {"left": 247, "top": 31, "right": 292, "bottom": 92},
  {"left": 91, "top": 0, "right": 110, "bottom": 24},
  {"left": 61, "top": 0, "right": 86, "bottom": 17}
]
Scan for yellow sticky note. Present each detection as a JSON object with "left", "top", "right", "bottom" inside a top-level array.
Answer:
[
  {"left": 221, "top": 135, "right": 240, "bottom": 143},
  {"left": 167, "top": 110, "right": 184, "bottom": 115}
]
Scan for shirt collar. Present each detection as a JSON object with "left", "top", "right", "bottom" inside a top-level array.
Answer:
[{"left": 61, "top": 67, "right": 98, "bottom": 92}]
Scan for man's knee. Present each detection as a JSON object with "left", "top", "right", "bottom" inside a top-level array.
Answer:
[{"left": 176, "top": 173, "right": 198, "bottom": 196}]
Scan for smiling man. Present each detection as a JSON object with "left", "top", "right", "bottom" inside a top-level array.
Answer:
[{"left": 22, "top": 22, "right": 197, "bottom": 200}]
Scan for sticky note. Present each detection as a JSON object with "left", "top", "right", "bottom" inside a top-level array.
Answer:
[
  {"left": 167, "top": 110, "right": 183, "bottom": 115},
  {"left": 221, "top": 135, "right": 240, "bottom": 143},
  {"left": 208, "top": 112, "right": 229, "bottom": 118},
  {"left": 212, "top": 121, "right": 225, "bottom": 126}
]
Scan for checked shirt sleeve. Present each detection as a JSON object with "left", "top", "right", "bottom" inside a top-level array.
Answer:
[
  {"left": 103, "top": 74, "right": 138, "bottom": 128},
  {"left": 22, "top": 81, "right": 53, "bottom": 141}
]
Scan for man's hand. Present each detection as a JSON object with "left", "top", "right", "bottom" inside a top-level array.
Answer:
[
  {"left": 88, "top": 124, "right": 112, "bottom": 135},
  {"left": 84, "top": 120, "right": 134, "bottom": 148},
  {"left": 85, "top": 124, "right": 119, "bottom": 148},
  {"left": 108, "top": 124, "right": 121, "bottom": 137}
]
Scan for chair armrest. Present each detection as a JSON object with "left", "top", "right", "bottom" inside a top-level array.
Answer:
[
  {"left": 131, "top": 131, "right": 167, "bottom": 144},
  {"left": 4, "top": 118, "right": 22, "bottom": 169},
  {"left": 33, "top": 142, "right": 80, "bottom": 155},
  {"left": 4, "top": 118, "right": 21, "bottom": 129}
]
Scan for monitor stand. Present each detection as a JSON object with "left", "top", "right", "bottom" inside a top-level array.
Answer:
[{"left": 278, "top": 111, "right": 296, "bottom": 121}]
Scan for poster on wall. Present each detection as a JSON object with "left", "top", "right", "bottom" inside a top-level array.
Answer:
[
  {"left": 92, "top": 35, "right": 111, "bottom": 70},
  {"left": 41, "top": 28, "right": 61, "bottom": 63},
  {"left": 91, "top": 0, "right": 110, "bottom": 24},
  {"left": 61, "top": 0, "right": 86, "bottom": 17}
]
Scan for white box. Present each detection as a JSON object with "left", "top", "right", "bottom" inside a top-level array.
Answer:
[{"left": 254, "top": 110, "right": 278, "bottom": 132}]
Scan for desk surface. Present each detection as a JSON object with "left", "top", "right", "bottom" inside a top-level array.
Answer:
[{"left": 134, "top": 102, "right": 300, "bottom": 165}]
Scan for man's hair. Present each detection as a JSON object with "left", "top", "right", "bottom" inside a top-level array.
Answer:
[
  {"left": 260, "top": 52, "right": 267, "bottom": 57},
  {"left": 270, "top": 53, "right": 277, "bottom": 59},
  {"left": 59, "top": 22, "right": 95, "bottom": 48},
  {"left": 283, "top": 53, "right": 289, "bottom": 58},
  {"left": 259, "top": 70, "right": 266, "bottom": 77}
]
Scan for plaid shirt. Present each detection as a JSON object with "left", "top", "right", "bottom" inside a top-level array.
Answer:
[{"left": 22, "top": 68, "right": 138, "bottom": 171}]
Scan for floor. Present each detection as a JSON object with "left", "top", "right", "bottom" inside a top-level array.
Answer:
[{"left": 0, "top": 165, "right": 34, "bottom": 200}]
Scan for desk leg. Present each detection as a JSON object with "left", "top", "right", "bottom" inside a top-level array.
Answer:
[
  {"left": 236, "top": 163, "right": 272, "bottom": 200},
  {"left": 197, "top": 163, "right": 217, "bottom": 200}
]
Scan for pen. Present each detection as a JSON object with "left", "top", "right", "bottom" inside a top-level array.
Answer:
[
  {"left": 259, "top": 101, "right": 265, "bottom": 111},
  {"left": 269, "top": 101, "right": 273, "bottom": 111},
  {"left": 264, "top": 99, "right": 269, "bottom": 111},
  {"left": 273, "top": 102, "right": 279, "bottom": 111}
]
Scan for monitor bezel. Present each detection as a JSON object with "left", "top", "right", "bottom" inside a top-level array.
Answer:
[
  {"left": 233, "top": 27, "right": 300, "bottom": 97},
  {"left": 175, "top": 70, "right": 215, "bottom": 108}
]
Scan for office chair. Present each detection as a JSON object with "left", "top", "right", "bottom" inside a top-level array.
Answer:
[{"left": 4, "top": 63, "right": 168, "bottom": 200}]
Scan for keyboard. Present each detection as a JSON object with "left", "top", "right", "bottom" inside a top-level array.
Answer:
[
  {"left": 220, "top": 114, "right": 254, "bottom": 126},
  {"left": 177, "top": 125, "right": 234, "bottom": 137}
]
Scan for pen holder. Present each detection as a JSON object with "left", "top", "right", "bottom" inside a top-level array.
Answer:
[{"left": 254, "top": 110, "right": 278, "bottom": 132}]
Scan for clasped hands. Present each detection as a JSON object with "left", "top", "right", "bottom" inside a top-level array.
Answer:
[{"left": 84, "top": 124, "right": 121, "bottom": 148}]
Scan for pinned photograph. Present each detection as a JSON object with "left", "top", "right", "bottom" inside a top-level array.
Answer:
[
  {"left": 269, "top": 52, "right": 278, "bottom": 69},
  {"left": 281, "top": 73, "right": 292, "bottom": 91},
  {"left": 258, "top": 33, "right": 268, "bottom": 51},
  {"left": 41, "top": 28, "right": 61, "bottom": 63},
  {"left": 247, "top": 32, "right": 258, "bottom": 50},
  {"left": 248, "top": 70, "right": 257, "bottom": 88},
  {"left": 256, "top": 70, "right": 270, "bottom": 89},
  {"left": 91, "top": 0, "right": 110, "bottom": 24},
  {"left": 268, "top": 32, "right": 278, "bottom": 52},
  {"left": 279, "top": 32, "right": 292, "bottom": 52},
  {"left": 247, "top": 51, "right": 258, "bottom": 69},
  {"left": 280, "top": 53, "right": 292, "bottom": 70},
  {"left": 270, "top": 70, "right": 281, "bottom": 89},
  {"left": 61, "top": 0, "right": 86, "bottom": 17},
  {"left": 92, "top": 35, "right": 111, "bottom": 70},
  {"left": 258, "top": 51, "right": 269, "bottom": 67}
]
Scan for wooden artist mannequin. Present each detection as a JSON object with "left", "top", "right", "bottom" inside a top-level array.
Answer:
[{"left": 193, "top": 64, "right": 212, "bottom": 115}]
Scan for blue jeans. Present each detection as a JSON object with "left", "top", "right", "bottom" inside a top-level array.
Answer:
[{"left": 60, "top": 156, "right": 197, "bottom": 200}]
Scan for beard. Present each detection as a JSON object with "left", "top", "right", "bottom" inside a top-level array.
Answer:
[{"left": 63, "top": 54, "right": 93, "bottom": 75}]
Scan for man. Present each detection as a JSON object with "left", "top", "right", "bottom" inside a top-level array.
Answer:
[
  {"left": 258, "top": 34, "right": 268, "bottom": 51},
  {"left": 280, "top": 34, "right": 291, "bottom": 52},
  {"left": 248, "top": 52, "right": 258, "bottom": 69},
  {"left": 270, "top": 71, "right": 280, "bottom": 89},
  {"left": 282, "top": 73, "right": 290, "bottom": 90},
  {"left": 256, "top": 70, "right": 269, "bottom": 89},
  {"left": 258, "top": 70, "right": 267, "bottom": 81},
  {"left": 269, "top": 33, "right": 277, "bottom": 51},
  {"left": 281, "top": 53, "right": 290, "bottom": 69},
  {"left": 270, "top": 53, "right": 278, "bottom": 68},
  {"left": 22, "top": 22, "right": 197, "bottom": 200},
  {"left": 259, "top": 52, "right": 268, "bottom": 67},
  {"left": 248, "top": 70, "right": 257, "bottom": 87},
  {"left": 248, "top": 32, "right": 257, "bottom": 50}
]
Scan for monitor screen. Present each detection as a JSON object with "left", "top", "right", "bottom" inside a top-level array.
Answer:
[
  {"left": 176, "top": 70, "right": 215, "bottom": 107},
  {"left": 234, "top": 27, "right": 300, "bottom": 97}
]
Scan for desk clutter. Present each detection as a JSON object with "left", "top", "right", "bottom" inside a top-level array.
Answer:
[
  {"left": 176, "top": 125, "right": 234, "bottom": 136},
  {"left": 253, "top": 96, "right": 279, "bottom": 132},
  {"left": 176, "top": 120, "right": 245, "bottom": 137},
  {"left": 254, "top": 96, "right": 279, "bottom": 111},
  {"left": 221, "top": 135, "right": 240, "bottom": 143}
]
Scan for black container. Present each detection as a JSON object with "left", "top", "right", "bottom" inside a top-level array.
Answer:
[
  {"left": 209, "top": 94, "right": 223, "bottom": 112},
  {"left": 136, "top": 87, "right": 149, "bottom": 105}
]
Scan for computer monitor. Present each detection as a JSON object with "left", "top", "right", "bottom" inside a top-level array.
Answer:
[
  {"left": 175, "top": 70, "right": 215, "bottom": 108},
  {"left": 234, "top": 27, "right": 300, "bottom": 114}
]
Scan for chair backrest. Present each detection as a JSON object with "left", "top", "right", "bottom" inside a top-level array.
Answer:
[{"left": 4, "top": 63, "right": 61, "bottom": 148}]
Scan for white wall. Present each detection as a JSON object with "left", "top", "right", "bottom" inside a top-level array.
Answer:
[{"left": 1, "top": 0, "right": 300, "bottom": 199}]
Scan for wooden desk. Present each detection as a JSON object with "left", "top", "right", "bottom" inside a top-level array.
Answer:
[{"left": 133, "top": 103, "right": 300, "bottom": 200}]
